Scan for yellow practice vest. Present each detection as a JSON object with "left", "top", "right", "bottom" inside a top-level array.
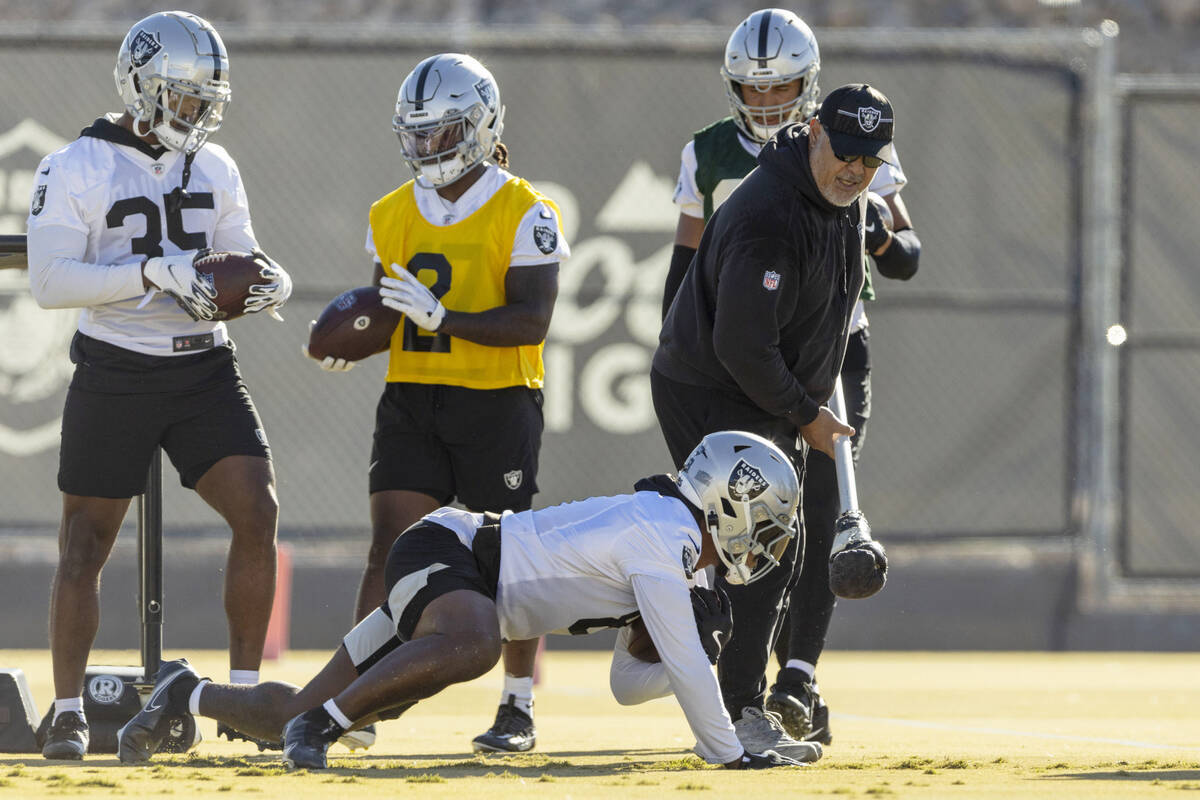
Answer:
[{"left": 369, "top": 177, "right": 558, "bottom": 389}]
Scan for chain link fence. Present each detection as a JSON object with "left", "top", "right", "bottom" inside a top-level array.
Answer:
[{"left": 0, "top": 26, "right": 1127, "bottom": 558}]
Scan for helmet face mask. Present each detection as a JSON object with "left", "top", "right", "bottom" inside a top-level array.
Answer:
[
  {"left": 677, "top": 431, "right": 800, "bottom": 585},
  {"left": 392, "top": 54, "right": 505, "bottom": 188},
  {"left": 114, "top": 12, "right": 231, "bottom": 154},
  {"left": 722, "top": 8, "right": 821, "bottom": 144}
]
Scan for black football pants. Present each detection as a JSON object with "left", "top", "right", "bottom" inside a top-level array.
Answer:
[{"left": 774, "top": 328, "right": 872, "bottom": 674}]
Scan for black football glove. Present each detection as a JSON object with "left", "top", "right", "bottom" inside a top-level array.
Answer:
[
  {"left": 690, "top": 585, "right": 733, "bottom": 665},
  {"left": 731, "top": 750, "right": 804, "bottom": 769},
  {"left": 864, "top": 191, "right": 894, "bottom": 255},
  {"left": 828, "top": 510, "right": 888, "bottom": 599}
]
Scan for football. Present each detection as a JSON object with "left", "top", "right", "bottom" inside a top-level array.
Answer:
[
  {"left": 626, "top": 616, "right": 661, "bottom": 663},
  {"left": 307, "top": 286, "right": 402, "bottom": 363},
  {"left": 193, "top": 251, "right": 270, "bottom": 321}
]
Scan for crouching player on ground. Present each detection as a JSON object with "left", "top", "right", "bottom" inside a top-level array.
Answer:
[{"left": 118, "top": 431, "right": 821, "bottom": 770}]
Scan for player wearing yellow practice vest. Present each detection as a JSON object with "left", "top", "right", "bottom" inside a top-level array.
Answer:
[{"left": 301, "top": 53, "right": 569, "bottom": 757}]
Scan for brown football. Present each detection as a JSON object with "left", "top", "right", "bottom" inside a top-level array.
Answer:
[
  {"left": 193, "top": 251, "right": 268, "bottom": 321},
  {"left": 307, "top": 286, "right": 402, "bottom": 362},
  {"left": 626, "top": 617, "right": 661, "bottom": 663}
]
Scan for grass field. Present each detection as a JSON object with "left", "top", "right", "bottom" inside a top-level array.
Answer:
[{"left": 1, "top": 648, "right": 1198, "bottom": 798}]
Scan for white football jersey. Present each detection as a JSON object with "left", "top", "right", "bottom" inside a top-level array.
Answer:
[
  {"left": 364, "top": 164, "right": 570, "bottom": 268},
  {"left": 426, "top": 491, "right": 743, "bottom": 764},
  {"left": 27, "top": 116, "right": 259, "bottom": 355}
]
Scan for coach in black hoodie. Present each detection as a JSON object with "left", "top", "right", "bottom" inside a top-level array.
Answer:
[{"left": 651, "top": 85, "right": 897, "bottom": 749}]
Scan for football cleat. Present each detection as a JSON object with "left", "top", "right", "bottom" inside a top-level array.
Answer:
[
  {"left": 42, "top": 711, "right": 89, "bottom": 760},
  {"left": 472, "top": 695, "right": 535, "bottom": 753},
  {"left": 338, "top": 723, "right": 376, "bottom": 751},
  {"left": 733, "top": 707, "right": 822, "bottom": 764},
  {"left": 282, "top": 706, "right": 345, "bottom": 770},
  {"left": 765, "top": 671, "right": 833, "bottom": 745},
  {"left": 218, "top": 721, "right": 281, "bottom": 751},
  {"left": 117, "top": 659, "right": 202, "bottom": 763}
]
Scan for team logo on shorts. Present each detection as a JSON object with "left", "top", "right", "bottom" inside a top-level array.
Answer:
[
  {"left": 504, "top": 469, "right": 523, "bottom": 490},
  {"left": 31, "top": 184, "right": 46, "bottom": 215},
  {"left": 533, "top": 225, "right": 557, "bottom": 255},
  {"left": 129, "top": 30, "right": 162, "bottom": 67},
  {"left": 762, "top": 270, "right": 781, "bottom": 291},
  {"left": 255, "top": 428, "right": 268, "bottom": 446},
  {"left": 87, "top": 674, "right": 125, "bottom": 705},
  {"left": 728, "top": 459, "right": 768, "bottom": 500}
]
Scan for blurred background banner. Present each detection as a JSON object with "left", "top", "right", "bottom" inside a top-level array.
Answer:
[{"left": 0, "top": 18, "right": 1197, "bottom": 648}]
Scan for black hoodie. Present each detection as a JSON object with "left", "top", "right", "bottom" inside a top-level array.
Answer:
[{"left": 653, "top": 123, "right": 865, "bottom": 427}]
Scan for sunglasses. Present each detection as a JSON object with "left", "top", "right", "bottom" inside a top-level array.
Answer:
[{"left": 835, "top": 152, "right": 885, "bottom": 169}]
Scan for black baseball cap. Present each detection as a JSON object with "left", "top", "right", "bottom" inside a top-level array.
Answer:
[{"left": 817, "top": 84, "right": 895, "bottom": 165}]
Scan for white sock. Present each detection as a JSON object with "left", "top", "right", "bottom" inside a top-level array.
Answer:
[
  {"left": 53, "top": 697, "right": 83, "bottom": 723},
  {"left": 189, "top": 679, "right": 211, "bottom": 716},
  {"left": 229, "top": 669, "right": 259, "bottom": 685},
  {"left": 785, "top": 659, "right": 816, "bottom": 681},
  {"left": 322, "top": 699, "right": 353, "bottom": 730},
  {"left": 501, "top": 674, "right": 534, "bottom": 717}
]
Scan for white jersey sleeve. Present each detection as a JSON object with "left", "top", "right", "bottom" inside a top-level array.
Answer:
[
  {"left": 672, "top": 140, "right": 704, "bottom": 219},
  {"left": 630, "top": 573, "right": 742, "bottom": 765},
  {"left": 869, "top": 145, "right": 908, "bottom": 197},
  {"left": 609, "top": 624, "right": 672, "bottom": 705},
  {"left": 510, "top": 200, "right": 570, "bottom": 267},
  {"left": 27, "top": 149, "right": 146, "bottom": 308}
]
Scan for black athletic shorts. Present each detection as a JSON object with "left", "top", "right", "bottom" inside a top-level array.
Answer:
[
  {"left": 58, "top": 333, "right": 271, "bottom": 498},
  {"left": 382, "top": 519, "right": 501, "bottom": 642},
  {"left": 369, "top": 382, "right": 543, "bottom": 511}
]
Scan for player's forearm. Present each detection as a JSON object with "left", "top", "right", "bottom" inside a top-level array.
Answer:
[
  {"left": 439, "top": 304, "right": 552, "bottom": 347},
  {"left": 871, "top": 227, "right": 920, "bottom": 280},
  {"left": 28, "top": 225, "right": 145, "bottom": 308},
  {"left": 609, "top": 629, "right": 671, "bottom": 704}
]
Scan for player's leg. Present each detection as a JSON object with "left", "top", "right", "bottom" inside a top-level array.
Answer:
[
  {"left": 768, "top": 331, "right": 872, "bottom": 744},
  {"left": 45, "top": 494, "right": 132, "bottom": 758},
  {"left": 165, "top": 351, "right": 278, "bottom": 676},
  {"left": 47, "top": 344, "right": 164, "bottom": 759},
  {"left": 284, "top": 519, "right": 502, "bottom": 768},
  {"left": 445, "top": 385, "right": 543, "bottom": 753},
  {"left": 194, "top": 455, "right": 278, "bottom": 672},
  {"left": 355, "top": 383, "right": 452, "bottom": 622}
]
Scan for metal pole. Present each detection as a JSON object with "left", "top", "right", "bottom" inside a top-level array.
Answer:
[{"left": 137, "top": 447, "right": 164, "bottom": 683}]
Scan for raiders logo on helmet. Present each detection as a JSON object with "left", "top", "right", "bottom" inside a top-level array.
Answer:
[
  {"left": 474, "top": 77, "right": 498, "bottom": 111},
  {"left": 728, "top": 459, "right": 769, "bottom": 500},
  {"left": 129, "top": 29, "right": 162, "bottom": 68},
  {"left": 533, "top": 225, "right": 557, "bottom": 255}
]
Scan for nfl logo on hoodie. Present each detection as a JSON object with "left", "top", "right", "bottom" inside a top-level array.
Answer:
[{"left": 762, "top": 270, "right": 781, "bottom": 291}]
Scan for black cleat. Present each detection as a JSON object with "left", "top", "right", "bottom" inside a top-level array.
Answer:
[
  {"left": 117, "top": 658, "right": 201, "bottom": 763},
  {"left": 42, "top": 711, "right": 89, "bottom": 760},
  {"left": 282, "top": 707, "right": 345, "bottom": 770},
  {"left": 806, "top": 695, "right": 833, "bottom": 745},
  {"left": 765, "top": 670, "right": 833, "bottom": 745},
  {"left": 218, "top": 722, "right": 281, "bottom": 751},
  {"left": 472, "top": 694, "right": 535, "bottom": 753}
]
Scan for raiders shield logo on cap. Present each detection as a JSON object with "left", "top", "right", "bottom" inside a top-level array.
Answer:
[{"left": 857, "top": 106, "right": 881, "bottom": 132}]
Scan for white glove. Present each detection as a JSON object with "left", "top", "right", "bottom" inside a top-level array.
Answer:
[
  {"left": 140, "top": 251, "right": 218, "bottom": 321},
  {"left": 244, "top": 249, "right": 293, "bottom": 321},
  {"left": 301, "top": 321, "right": 355, "bottom": 372},
  {"left": 379, "top": 268, "right": 445, "bottom": 331}
]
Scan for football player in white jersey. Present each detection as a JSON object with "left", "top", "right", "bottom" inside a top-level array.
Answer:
[
  {"left": 663, "top": 9, "right": 921, "bottom": 750},
  {"left": 26, "top": 11, "right": 292, "bottom": 759},
  {"left": 117, "top": 431, "right": 820, "bottom": 771}
]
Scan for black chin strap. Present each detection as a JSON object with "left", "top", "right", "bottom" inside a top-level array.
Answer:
[{"left": 165, "top": 151, "right": 196, "bottom": 215}]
